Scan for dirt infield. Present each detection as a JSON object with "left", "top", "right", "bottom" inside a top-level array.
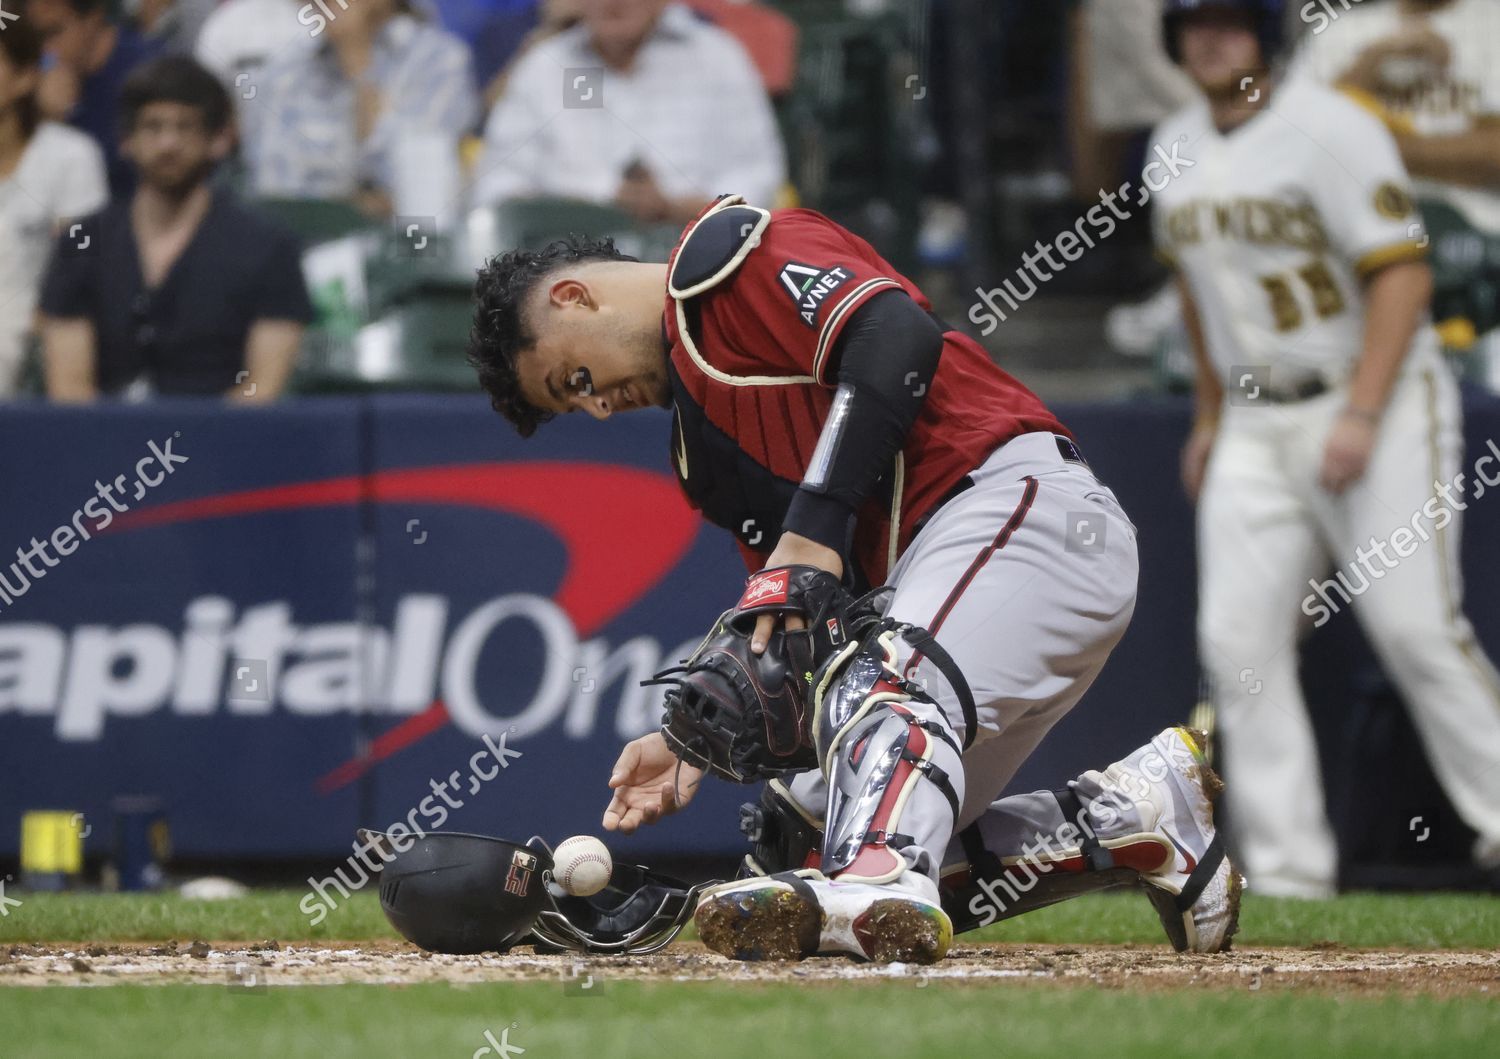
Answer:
[{"left": 4, "top": 940, "right": 1497, "bottom": 996}]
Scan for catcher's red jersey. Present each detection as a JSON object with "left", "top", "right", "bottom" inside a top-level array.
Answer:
[{"left": 664, "top": 196, "right": 1067, "bottom": 583}]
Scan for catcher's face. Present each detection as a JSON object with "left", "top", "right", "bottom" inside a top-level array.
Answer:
[
  {"left": 516, "top": 275, "right": 671, "bottom": 421},
  {"left": 1177, "top": 10, "right": 1264, "bottom": 97}
]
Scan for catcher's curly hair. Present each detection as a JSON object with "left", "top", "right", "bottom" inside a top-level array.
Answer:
[{"left": 467, "top": 235, "right": 638, "bottom": 437}]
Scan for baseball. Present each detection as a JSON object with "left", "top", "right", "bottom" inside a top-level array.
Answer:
[{"left": 552, "top": 836, "right": 613, "bottom": 896}]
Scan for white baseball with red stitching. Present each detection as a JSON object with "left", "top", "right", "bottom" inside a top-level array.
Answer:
[{"left": 552, "top": 836, "right": 613, "bottom": 896}]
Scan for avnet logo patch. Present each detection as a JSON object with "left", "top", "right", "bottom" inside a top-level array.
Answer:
[{"left": 778, "top": 261, "right": 852, "bottom": 327}]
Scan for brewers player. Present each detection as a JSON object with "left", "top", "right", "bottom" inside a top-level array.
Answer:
[
  {"left": 1158, "top": 0, "right": 1500, "bottom": 897},
  {"left": 469, "top": 198, "right": 1239, "bottom": 961}
]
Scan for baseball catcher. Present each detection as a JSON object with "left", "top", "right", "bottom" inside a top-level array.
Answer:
[{"left": 467, "top": 195, "right": 1240, "bottom": 962}]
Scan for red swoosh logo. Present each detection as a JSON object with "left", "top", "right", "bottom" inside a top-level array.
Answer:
[
  {"left": 1168, "top": 834, "right": 1197, "bottom": 874},
  {"left": 115, "top": 463, "right": 702, "bottom": 789}
]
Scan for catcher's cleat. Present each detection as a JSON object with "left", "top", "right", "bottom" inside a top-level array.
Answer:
[
  {"left": 694, "top": 870, "right": 953, "bottom": 964},
  {"left": 1132, "top": 726, "right": 1243, "bottom": 953}
]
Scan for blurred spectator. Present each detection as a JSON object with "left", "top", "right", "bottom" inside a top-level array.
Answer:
[
  {"left": 193, "top": 0, "right": 310, "bottom": 94},
  {"left": 682, "top": 0, "right": 797, "bottom": 97},
  {"left": 245, "top": 0, "right": 478, "bottom": 217},
  {"left": 1289, "top": 0, "right": 1500, "bottom": 232},
  {"left": 426, "top": 0, "right": 536, "bottom": 50},
  {"left": 135, "top": 0, "right": 219, "bottom": 55},
  {"left": 1079, "top": 1, "right": 1197, "bottom": 369},
  {"left": 473, "top": 0, "right": 785, "bottom": 225},
  {"left": 1289, "top": 0, "right": 1500, "bottom": 378},
  {"left": 473, "top": 0, "right": 580, "bottom": 109},
  {"left": 1073, "top": 0, "right": 1196, "bottom": 200},
  {"left": 39, "top": 57, "right": 312, "bottom": 401},
  {"left": 28, "top": 0, "right": 164, "bottom": 196},
  {"left": 0, "top": 13, "right": 109, "bottom": 397}
]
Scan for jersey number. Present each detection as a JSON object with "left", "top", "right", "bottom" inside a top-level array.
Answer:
[{"left": 1258, "top": 261, "right": 1346, "bottom": 332}]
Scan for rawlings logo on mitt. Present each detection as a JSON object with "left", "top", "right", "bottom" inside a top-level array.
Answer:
[{"left": 648, "top": 566, "right": 889, "bottom": 783}]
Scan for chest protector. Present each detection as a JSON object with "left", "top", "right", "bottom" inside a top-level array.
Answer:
[{"left": 664, "top": 197, "right": 901, "bottom": 588}]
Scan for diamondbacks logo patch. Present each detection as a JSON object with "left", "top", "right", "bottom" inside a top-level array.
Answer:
[
  {"left": 779, "top": 261, "right": 853, "bottom": 327},
  {"left": 504, "top": 849, "right": 538, "bottom": 897}
]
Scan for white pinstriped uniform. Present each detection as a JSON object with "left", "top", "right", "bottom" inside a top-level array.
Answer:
[{"left": 1152, "top": 77, "right": 1500, "bottom": 896}]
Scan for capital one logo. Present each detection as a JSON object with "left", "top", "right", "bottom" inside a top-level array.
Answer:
[{"left": 0, "top": 465, "right": 706, "bottom": 773}]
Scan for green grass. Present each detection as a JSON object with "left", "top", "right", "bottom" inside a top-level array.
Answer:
[
  {"left": 5, "top": 980, "right": 1498, "bottom": 1059},
  {"left": 4, "top": 888, "right": 1498, "bottom": 950},
  {"left": 968, "top": 889, "right": 1500, "bottom": 950},
  {"left": 0, "top": 889, "right": 396, "bottom": 944},
  {"left": 5, "top": 890, "right": 1499, "bottom": 1059}
]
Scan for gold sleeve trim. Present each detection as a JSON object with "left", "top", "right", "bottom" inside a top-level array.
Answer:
[{"left": 1354, "top": 241, "right": 1427, "bottom": 280}]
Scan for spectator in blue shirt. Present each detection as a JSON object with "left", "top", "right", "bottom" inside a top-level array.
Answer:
[
  {"left": 245, "top": 0, "right": 479, "bottom": 219},
  {"left": 29, "top": 0, "right": 164, "bottom": 196}
]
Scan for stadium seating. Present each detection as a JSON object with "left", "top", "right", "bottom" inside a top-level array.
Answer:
[{"left": 286, "top": 199, "right": 685, "bottom": 393}]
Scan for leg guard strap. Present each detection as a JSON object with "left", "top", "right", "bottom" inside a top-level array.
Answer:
[
  {"left": 1173, "top": 832, "right": 1227, "bottom": 911},
  {"left": 904, "top": 752, "right": 960, "bottom": 821},
  {"left": 771, "top": 870, "right": 822, "bottom": 908},
  {"left": 944, "top": 866, "right": 1141, "bottom": 933},
  {"left": 914, "top": 718, "right": 963, "bottom": 758},
  {"left": 898, "top": 623, "right": 979, "bottom": 750},
  {"left": 1052, "top": 786, "right": 1115, "bottom": 871}
]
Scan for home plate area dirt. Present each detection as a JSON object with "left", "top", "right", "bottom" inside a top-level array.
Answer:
[{"left": 4, "top": 941, "right": 1497, "bottom": 996}]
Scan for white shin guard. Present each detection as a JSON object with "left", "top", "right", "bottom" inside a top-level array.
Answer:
[{"left": 815, "top": 632, "right": 965, "bottom": 891}]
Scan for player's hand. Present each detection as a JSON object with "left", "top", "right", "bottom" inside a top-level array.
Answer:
[
  {"left": 1181, "top": 420, "right": 1218, "bottom": 503},
  {"left": 1320, "top": 410, "right": 1380, "bottom": 494},
  {"left": 603, "top": 732, "right": 703, "bottom": 834},
  {"left": 750, "top": 532, "right": 844, "bottom": 655}
]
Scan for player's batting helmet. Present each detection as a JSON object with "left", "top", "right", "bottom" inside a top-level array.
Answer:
[
  {"left": 1161, "top": 0, "right": 1285, "bottom": 64},
  {"left": 374, "top": 831, "right": 551, "bottom": 954}
]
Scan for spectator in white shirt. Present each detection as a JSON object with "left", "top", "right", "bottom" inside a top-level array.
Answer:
[
  {"left": 0, "top": 16, "right": 108, "bottom": 397},
  {"left": 246, "top": 0, "right": 479, "bottom": 217},
  {"left": 474, "top": 0, "right": 785, "bottom": 225},
  {"left": 194, "top": 0, "right": 310, "bottom": 97}
]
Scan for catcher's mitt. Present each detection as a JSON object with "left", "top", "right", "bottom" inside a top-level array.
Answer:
[{"left": 649, "top": 566, "right": 885, "bottom": 783}]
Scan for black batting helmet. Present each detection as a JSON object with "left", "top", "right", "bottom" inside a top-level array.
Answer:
[
  {"left": 1161, "top": 0, "right": 1285, "bottom": 63},
  {"left": 367, "top": 830, "right": 708, "bottom": 956},
  {"left": 375, "top": 831, "right": 551, "bottom": 954}
]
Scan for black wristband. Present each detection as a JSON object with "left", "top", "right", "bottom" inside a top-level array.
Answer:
[{"left": 782, "top": 487, "right": 856, "bottom": 555}]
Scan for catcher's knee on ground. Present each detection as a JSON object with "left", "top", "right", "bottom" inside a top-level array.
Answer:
[{"left": 815, "top": 629, "right": 966, "bottom": 892}]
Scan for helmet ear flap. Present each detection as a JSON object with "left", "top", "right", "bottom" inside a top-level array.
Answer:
[
  {"left": 374, "top": 831, "right": 553, "bottom": 954},
  {"left": 531, "top": 862, "right": 708, "bottom": 955}
]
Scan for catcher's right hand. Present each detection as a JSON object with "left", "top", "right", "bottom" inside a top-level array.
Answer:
[
  {"left": 603, "top": 731, "right": 703, "bottom": 834},
  {"left": 653, "top": 565, "right": 865, "bottom": 784},
  {"left": 748, "top": 532, "right": 845, "bottom": 654}
]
